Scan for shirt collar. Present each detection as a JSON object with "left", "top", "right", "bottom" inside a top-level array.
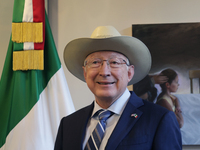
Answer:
[{"left": 92, "top": 88, "right": 130, "bottom": 117}]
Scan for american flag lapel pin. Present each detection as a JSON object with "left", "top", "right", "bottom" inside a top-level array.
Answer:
[{"left": 131, "top": 113, "right": 138, "bottom": 118}]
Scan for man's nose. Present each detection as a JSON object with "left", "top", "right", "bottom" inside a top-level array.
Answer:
[{"left": 99, "top": 61, "right": 111, "bottom": 76}]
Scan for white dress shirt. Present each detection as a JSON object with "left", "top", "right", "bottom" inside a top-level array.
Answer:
[{"left": 82, "top": 88, "right": 131, "bottom": 150}]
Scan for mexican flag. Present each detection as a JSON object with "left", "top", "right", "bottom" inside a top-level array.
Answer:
[{"left": 0, "top": 0, "right": 75, "bottom": 149}]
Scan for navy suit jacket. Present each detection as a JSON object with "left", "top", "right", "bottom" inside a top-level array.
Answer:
[{"left": 54, "top": 92, "right": 182, "bottom": 150}]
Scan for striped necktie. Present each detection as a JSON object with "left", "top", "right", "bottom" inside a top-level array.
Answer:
[{"left": 85, "top": 110, "right": 114, "bottom": 150}]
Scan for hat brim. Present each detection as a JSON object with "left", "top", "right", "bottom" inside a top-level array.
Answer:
[{"left": 64, "top": 36, "right": 151, "bottom": 85}]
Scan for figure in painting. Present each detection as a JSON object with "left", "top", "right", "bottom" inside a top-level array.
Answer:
[{"left": 156, "top": 68, "right": 184, "bottom": 128}]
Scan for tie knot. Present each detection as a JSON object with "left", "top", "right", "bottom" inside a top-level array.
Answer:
[{"left": 98, "top": 110, "right": 113, "bottom": 121}]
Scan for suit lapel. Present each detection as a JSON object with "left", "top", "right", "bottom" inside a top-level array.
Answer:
[
  {"left": 105, "top": 92, "right": 144, "bottom": 150},
  {"left": 78, "top": 102, "right": 94, "bottom": 149}
]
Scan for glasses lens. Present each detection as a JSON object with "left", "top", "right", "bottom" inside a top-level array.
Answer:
[
  {"left": 87, "top": 58, "right": 102, "bottom": 68},
  {"left": 109, "top": 58, "right": 124, "bottom": 68}
]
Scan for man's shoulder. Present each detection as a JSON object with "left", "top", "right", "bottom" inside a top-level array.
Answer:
[
  {"left": 62, "top": 102, "right": 94, "bottom": 122},
  {"left": 137, "top": 100, "right": 179, "bottom": 129}
]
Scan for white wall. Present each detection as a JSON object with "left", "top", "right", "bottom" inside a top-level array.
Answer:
[
  {"left": 0, "top": 0, "right": 200, "bottom": 149},
  {"left": 0, "top": 0, "right": 14, "bottom": 78}
]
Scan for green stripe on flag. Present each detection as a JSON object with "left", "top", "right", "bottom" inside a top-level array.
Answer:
[
  {"left": 13, "top": 43, "right": 23, "bottom": 51},
  {"left": 0, "top": 13, "right": 61, "bottom": 148},
  {"left": 12, "top": 0, "right": 25, "bottom": 22},
  {"left": 12, "top": 0, "right": 25, "bottom": 51}
]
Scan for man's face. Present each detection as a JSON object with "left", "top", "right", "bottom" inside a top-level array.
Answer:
[{"left": 83, "top": 51, "right": 134, "bottom": 108}]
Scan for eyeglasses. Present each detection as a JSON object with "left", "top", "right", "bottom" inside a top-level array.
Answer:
[{"left": 84, "top": 57, "right": 130, "bottom": 69}]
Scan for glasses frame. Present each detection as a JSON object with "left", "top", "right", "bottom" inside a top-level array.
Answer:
[{"left": 84, "top": 57, "right": 130, "bottom": 69}]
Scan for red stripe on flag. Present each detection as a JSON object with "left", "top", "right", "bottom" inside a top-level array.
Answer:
[{"left": 32, "top": 0, "right": 45, "bottom": 50}]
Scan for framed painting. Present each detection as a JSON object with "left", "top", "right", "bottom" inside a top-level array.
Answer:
[{"left": 132, "top": 23, "right": 200, "bottom": 145}]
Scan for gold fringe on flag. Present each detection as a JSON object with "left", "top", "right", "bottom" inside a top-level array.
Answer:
[
  {"left": 13, "top": 50, "right": 44, "bottom": 71},
  {"left": 12, "top": 22, "right": 43, "bottom": 43}
]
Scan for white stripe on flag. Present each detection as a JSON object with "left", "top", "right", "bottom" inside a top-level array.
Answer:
[
  {"left": 23, "top": 0, "right": 34, "bottom": 50},
  {"left": 24, "top": 42, "right": 34, "bottom": 50},
  {"left": 23, "top": 0, "right": 33, "bottom": 22},
  {"left": 0, "top": 66, "right": 75, "bottom": 150}
]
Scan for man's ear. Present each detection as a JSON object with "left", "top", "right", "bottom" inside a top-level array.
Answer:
[
  {"left": 128, "top": 65, "right": 134, "bottom": 82},
  {"left": 82, "top": 66, "right": 87, "bottom": 82}
]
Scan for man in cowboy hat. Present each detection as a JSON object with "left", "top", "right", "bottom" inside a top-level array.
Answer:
[{"left": 54, "top": 26, "right": 182, "bottom": 150}]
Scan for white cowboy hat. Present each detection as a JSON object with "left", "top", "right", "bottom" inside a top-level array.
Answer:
[{"left": 64, "top": 26, "right": 151, "bottom": 85}]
